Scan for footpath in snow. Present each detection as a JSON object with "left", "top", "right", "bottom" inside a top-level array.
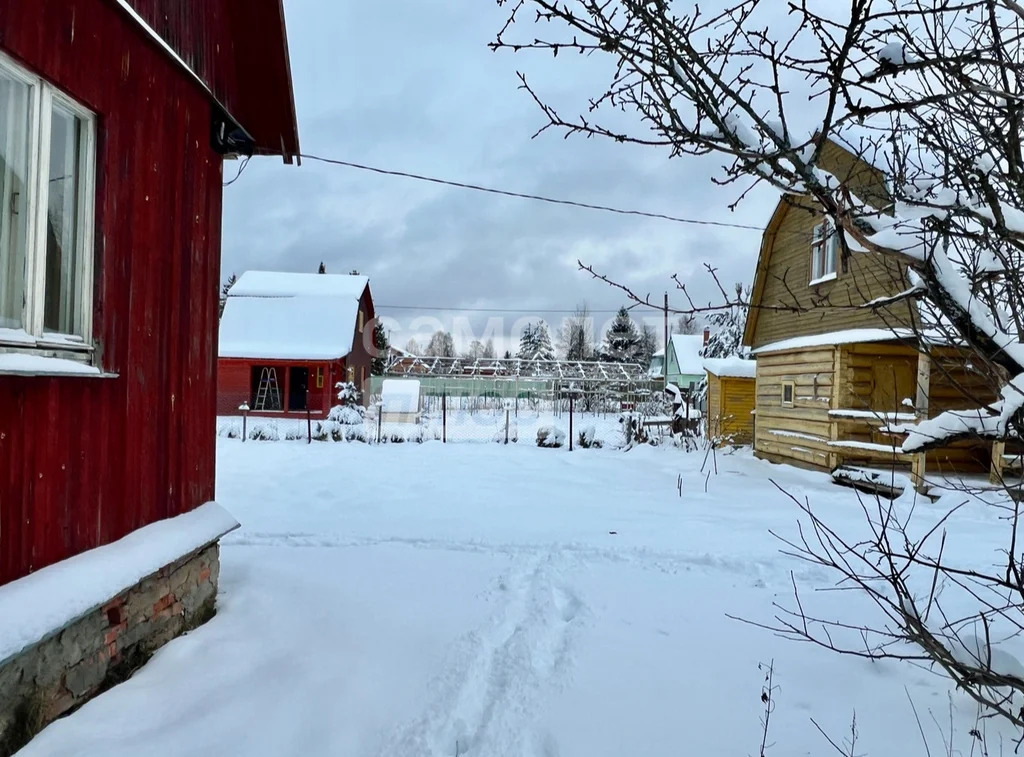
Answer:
[{"left": 17, "top": 440, "right": 1019, "bottom": 756}]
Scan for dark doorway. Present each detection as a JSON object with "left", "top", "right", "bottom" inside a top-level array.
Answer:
[{"left": 288, "top": 366, "right": 309, "bottom": 411}]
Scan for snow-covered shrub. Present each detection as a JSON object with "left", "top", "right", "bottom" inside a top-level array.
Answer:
[
  {"left": 577, "top": 425, "right": 603, "bottom": 449},
  {"left": 327, "top": 404, "right": 365, "bottom": 426},
  {"left": 248, "top": 424, "right": 280, "bottom": 442},
  {"left": 536, "top": 426, "right": 565, "bottom": 448},
  {"left": 492, "top": 421, "right": 519, "bottom": 444}
]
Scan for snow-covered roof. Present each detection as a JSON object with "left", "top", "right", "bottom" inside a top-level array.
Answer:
[
  {"left": 219, "top": 296, "right": 359, "bottom": 360},
  {"left": 229, "top": 271, "right": 369, "bottom": 300},
  {"left": 751, "top": 328, "right": 915, "bottom": 355},
  {"left": 703, "top": 357, "right": 757, "bottom": 378},
  {"left": 669, "top": 334, "right": 706, "bottom": 375},
  {"left": 219, "top": 271, "right": 371, "bottom": 360}
]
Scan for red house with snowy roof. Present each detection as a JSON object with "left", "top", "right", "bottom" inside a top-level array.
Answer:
[
  {"left": 218, "top": 271, "right": 376, "bottom": 416},
  {"left": 0, "top": 2, "right": 298, "bottom": 749}
]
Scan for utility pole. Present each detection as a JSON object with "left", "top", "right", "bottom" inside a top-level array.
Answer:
[{"left": 663, "top": 292, "right": 669, "bottom": 378}]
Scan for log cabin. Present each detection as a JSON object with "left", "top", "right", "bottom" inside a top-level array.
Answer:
[
  {"left": 743, "top": 137, "right": 995, "bottom": 485},
  {"left": 0, "top": 2, "right": 298, "bottom": 748}
]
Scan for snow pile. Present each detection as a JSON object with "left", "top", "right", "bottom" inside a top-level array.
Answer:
[
  {"left": 381, "top": 379, "right": 421, "bottom": 414},
  {"left": 877, "top": 40, "right": 915, "bottom": 66},
  {"left": 0, "top": 503, "right": 237, "bottom": 664},
  {"left": 703, "top": 357, "right": 756, "bottom": 378},
  {"left": 228, "top": 271, "right": 369, "bottom": 299},
  {"left": 536, "top": 426, "right": 565, "bottom": 448},
  {"left": 898, "top": 373, "right": 1024, "bottom": 451}
]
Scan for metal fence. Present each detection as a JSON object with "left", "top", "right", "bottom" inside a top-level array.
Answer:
[{"left": 217, "top": 384, "right": 698, "bottom": 449}]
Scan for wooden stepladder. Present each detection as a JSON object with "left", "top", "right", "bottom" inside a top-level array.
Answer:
[{"left": 253, "top": 367, "right": 281, "bottom": 411}]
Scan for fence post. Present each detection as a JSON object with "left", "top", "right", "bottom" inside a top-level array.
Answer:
[
  {"left": 377, "top": 403, "right": 383, "bottom": 444},
  {"left": 569, "top": 395, "right": 574, "bottom": 451},
  {"left": 239, "top": 402, "right": 249, "bottom": 442},
  {"left": 442, "top": 392, "right": 447, "bottom": 443},
  {"left": 504, "top": 408, "right": 510, "bottom": 445},
  {"left": 306, "top": 406, "right": 312, "bottom": 444}
]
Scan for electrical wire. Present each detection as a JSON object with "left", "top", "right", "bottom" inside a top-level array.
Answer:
[
  {"left": 373, "top": 303, "right": 665, "bottom": 314},
  {"left": 298, "top": 153, "right": 763, "bottom": 231}
]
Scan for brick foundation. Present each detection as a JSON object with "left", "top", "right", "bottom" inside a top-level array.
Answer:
[{"left": 0, "top": 543, "right": 221, "bottom": 756}]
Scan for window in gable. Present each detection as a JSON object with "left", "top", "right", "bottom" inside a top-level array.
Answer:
[{"left": 810, "top": 220, "right": 839, "bottom": 285}]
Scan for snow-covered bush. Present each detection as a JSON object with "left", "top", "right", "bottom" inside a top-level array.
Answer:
[
  {"left": 313, "top": 380, "right": 369, "bottom": 441},
  {"left": 577, "top": 425, "right": 603, "bottom": 449},
  {"left": 536, "top": 426, "right": 565, "bottom": 448},
  {"left": 247, "top": 424, "right": 280, "bottom": 442},
  {"left": 492, "top": 422, "right": 519, "bottom": 444}
]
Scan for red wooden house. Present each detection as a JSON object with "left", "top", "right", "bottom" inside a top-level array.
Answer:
[
  {"left": 218, "top": 271, "right": 376, "bottom": 416},
  {"left": 0, "top": 1, "right": 298, "bottom": 747}
]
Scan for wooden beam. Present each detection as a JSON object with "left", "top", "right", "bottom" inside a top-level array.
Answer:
[
  {"left": 913, "top": 350, "right": 932, "bottom": 492},
  {"left": 991, "top": 440, "right": 1007, "bottom": 484}
]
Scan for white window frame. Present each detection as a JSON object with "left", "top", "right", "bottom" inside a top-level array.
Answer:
[
  {"left": 809, "top": 220, "right": 839, "bottom": 286},
  {"left": 0, "top": 50, "right": 97, "bottom": 358}
]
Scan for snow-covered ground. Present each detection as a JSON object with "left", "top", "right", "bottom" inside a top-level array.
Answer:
[{"left": 19, "top": 441, "right": 1018, "bottom": 756}]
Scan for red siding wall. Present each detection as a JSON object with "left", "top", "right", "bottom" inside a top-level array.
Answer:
[
  {"left": 0, "top": 0, "right": 223, "bottom": 584},
  {"left": 216, "top": 359, "right": 337, "bottom": 418},
  {"left": 125, "top": 0, "right": 299, "bottom": 161}
]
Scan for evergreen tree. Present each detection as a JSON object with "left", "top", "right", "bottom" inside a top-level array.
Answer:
[
  {"left": 503, "top": 350, "right": 513, "bottom": 360},
  {"left": 371, "top": 320, "right": 390, "bottom": 375},
  {"left": 694, "top": 284, "right": 751, "bottom": 403},
  {"left": 318, "top": 262, "right": 327, "bottom": 274},
  {"left": 517, "top": 321, "right": 556, "bottom": 361},
  {"left": 482, "top": 339, "right": 497, "bottom": 359},
  {"left": 600, "top": 307, "right": 642, "bottom": 363},
  {"left": 699, "top": 284, "right": 751, "bottom": 362}
]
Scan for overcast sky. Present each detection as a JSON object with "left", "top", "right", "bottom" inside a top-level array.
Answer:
[{"left": 221, "top": 1, "right": 780, "bottom": 354}]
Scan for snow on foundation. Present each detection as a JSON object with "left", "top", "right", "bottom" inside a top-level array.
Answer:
[{"left": 0, "top": 502, "right": 238, "bottom": 664}]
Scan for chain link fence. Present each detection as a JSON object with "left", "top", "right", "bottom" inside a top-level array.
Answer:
[{"left": 217, "top": 383, "right": 700, "bottom": 448}]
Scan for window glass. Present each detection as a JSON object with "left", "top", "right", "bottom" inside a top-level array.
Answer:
[
  {"left": 44, "top": 103, "right": 84, "bottom": 335},
  {"left": 0, "top": 72, "right": 31, "bottom": 330}
]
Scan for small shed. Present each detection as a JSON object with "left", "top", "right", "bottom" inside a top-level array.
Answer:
[
  {"left": 381, "top": 379, "right": 422, "bottom": 423},
  {"left": 218, "top": 271, "right": 375, "bottom": 416},
  {"left": 704, "top": 357, "right": 757, "bottom": 446}
]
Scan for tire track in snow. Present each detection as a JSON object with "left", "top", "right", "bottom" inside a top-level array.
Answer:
[{"left": 373, "top": 551, "right": 585, "bottom": 757}]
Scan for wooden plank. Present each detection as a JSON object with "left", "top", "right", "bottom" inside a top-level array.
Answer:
[{"left": 0, "top": 2, "right": 223, "bottom": 584}]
